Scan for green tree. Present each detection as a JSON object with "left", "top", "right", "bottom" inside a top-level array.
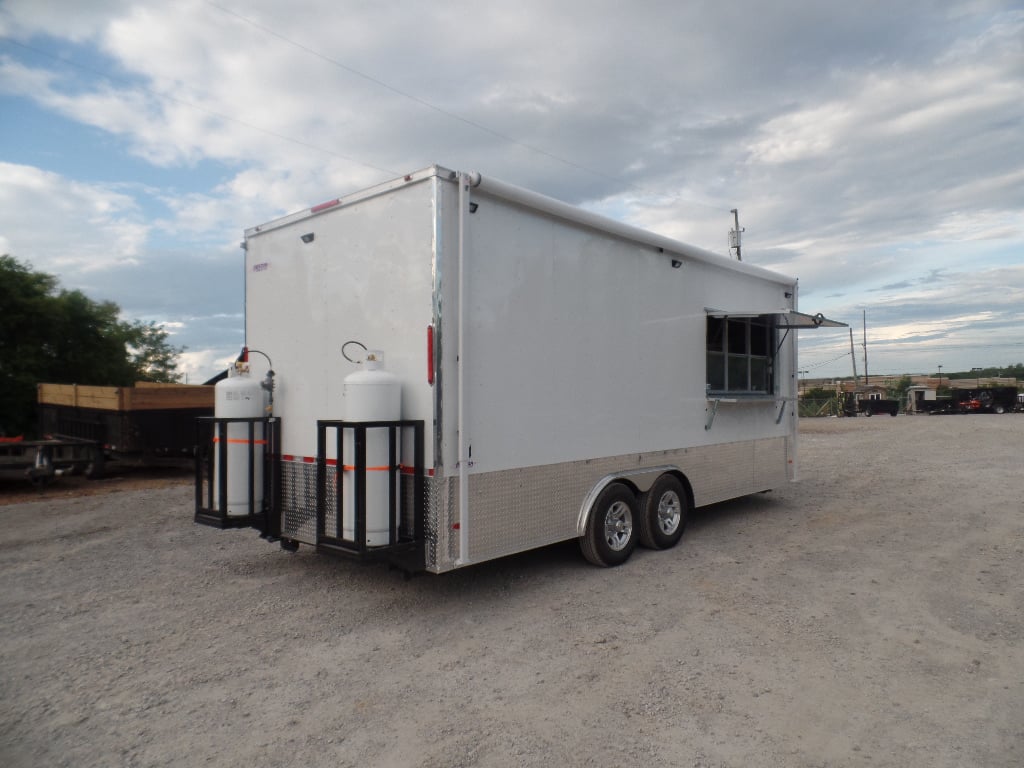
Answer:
[
  {"left": 888, "top": 375, "right": 912, "bottom": 400},
  {"left": 0, "top": 256, "right": 59, "bottom": 436},
  {"left": 49, "top": 289, "right": 139, "bottom": 385},
  {"left": 125, "top": 321, "right": 183, "bottom": 383},
  {"left": 0, "top": 255, "right": 184, "bottom": 436},
  {"left": 799, "top": 387, "right": 840, "bottom": 417}
]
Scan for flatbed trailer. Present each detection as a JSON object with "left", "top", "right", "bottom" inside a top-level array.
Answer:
[
  {"left": 916, "top": 399, "right": 954, "bottom": 415},
  {"left": 196, "top": 166, "right": 845, "bottom": 572},
  {"left": 38, "top": 382, "right": 214, "bottom": 476},
  {"left": 952, "top": 386, "right": 1018, "bottom": 414},
  {"left": 0, "top": 436, "right": 99, "bottom": 484},
  {"left": 917, "top": 387, "right": 1019, "bottom": 415},
  {"left": 841, "top": 393, "right": 899, "bottom": 417}
]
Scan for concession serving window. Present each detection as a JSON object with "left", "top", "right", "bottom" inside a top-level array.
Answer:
[{"left": 705, "top": 309, "right": 847, "bottom": 397}]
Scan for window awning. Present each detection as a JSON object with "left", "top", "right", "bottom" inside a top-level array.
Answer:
[{"left": 705, "top": 308, "right": 847, "bottom": 329}]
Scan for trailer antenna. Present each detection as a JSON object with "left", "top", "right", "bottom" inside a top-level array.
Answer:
[{"left": 729, "top": 209, "right": 744, "bottom": 261}]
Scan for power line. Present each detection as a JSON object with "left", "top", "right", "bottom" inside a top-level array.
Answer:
[
  {"left": 204, "top": 1, "right": 728, "bottom": 214},
  {"left": 5, "top": 4, "right": 732, "bottom": 218},
  {"left": 801, "top": 352, "right": 852, "bottom": 371},
  {"left": 205, "top": 2, "right": 596, "bottom": 176}
]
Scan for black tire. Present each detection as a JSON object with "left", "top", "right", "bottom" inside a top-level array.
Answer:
[
  {"left": 864, "top": 409, "right": 872, "bottom": 417},
  {"left": 580, "top": 483, "right": 639, "bottom": 567},
  {"left": 994, "top": 405, "right": 1006, "bottom": 414},
  {"left": 85, "top": 446, "right": 105, "bottom": 479},
  {"left": 638, "top": 474, "right": 688, "bottom": 550}
]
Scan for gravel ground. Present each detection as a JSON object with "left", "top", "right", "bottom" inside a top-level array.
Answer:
[{"left": 1, "top": 415, "right": 1022, "bottom": 768}]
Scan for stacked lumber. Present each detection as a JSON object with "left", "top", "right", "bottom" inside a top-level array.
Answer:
[{"left": 37, "top": 383, "right": 214, "bottom": 411}]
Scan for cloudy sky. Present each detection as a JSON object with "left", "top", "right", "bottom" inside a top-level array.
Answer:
[{"left": 1, "top": 0, "right": 1022, "bottom": 382}]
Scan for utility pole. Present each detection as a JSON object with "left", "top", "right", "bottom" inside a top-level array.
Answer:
[
  {"left": 729, "top": 209, "right": 744, "bottom": 261},
  {"left": 849, "top": 328, "right": 859, "bottom": 382},
  {"left": 862, "top": 310, "right": 868, "bottom": 387}
]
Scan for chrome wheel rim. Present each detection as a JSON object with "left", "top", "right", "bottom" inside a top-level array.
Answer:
[
  {"left": 604, "top": 501, "right": 633, "bottom": 551},
  {"left": 657, "top": 491, "right": 682, "bottom": 535}
]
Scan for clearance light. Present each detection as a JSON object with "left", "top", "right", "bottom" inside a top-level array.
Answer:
[
  {"left": 310, "top": 198, "right": 340, "bottom": 213},
  {"left": 427, "top": 324, "right": 435, "bottom": 385}
]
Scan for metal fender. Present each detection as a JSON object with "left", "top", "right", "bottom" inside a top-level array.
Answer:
[{"left": 576, "top": 465, "right": 682, "bottom": 537}]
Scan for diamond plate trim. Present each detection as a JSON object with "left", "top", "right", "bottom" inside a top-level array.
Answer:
[
  {"left": 281, "top": 460, "right": 317, "bottom": 544},
  {"left": 281, "top": 459, "right": 444, "bottom": 560},
  {"left": 280, "top": 437, "right": 787, "bottom": 571},
  {"left": 431, "top": 437, "right": 788, "bottom": 571}
]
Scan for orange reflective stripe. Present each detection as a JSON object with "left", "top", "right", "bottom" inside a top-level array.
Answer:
[
  {"left": 212, "top": 437, "right": 268, "bottom": 445},
  {"left": 341, "top": 465, "right": 394, "bottom": 472}
]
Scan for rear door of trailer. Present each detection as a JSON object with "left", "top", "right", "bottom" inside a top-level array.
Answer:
[{"left": 244, "top": 173, "right": 440, "bottom": 544}]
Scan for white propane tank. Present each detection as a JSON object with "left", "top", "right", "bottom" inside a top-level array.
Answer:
[
  {"left": 342, "top": 350, "right": 401, "bottom": 546},
  {"left": 213, "top": 362, "right": 267, "bottom": 516}
]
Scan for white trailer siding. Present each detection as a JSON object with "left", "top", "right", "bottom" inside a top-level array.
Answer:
[
  {"left": 451, "top": 193, "right": 796, "bottom": 467},
  {"left": 431, "top": 176, "right": 798, "bottom": 567},
  {"left": 237, "top": 166, "right": 827, "bottom": 572},
  {"left": 245, "top": 175, "right": 439, "bottom": 465}
]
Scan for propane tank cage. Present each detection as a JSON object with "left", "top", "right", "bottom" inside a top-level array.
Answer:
[
  {"left": 194, "top": 415, "right": 281, "bottom": 539},
  {"left": 315, "top": 418, "right": 425, "bottom": 571}
]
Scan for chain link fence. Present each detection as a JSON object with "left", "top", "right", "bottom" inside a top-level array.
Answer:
[{"left": 798, "top": 397, "right": 842, "bottom": 417}]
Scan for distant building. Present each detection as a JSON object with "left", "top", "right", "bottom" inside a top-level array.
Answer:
[{"left": 906, "top": 385, "right": 936, "bottom": 414}]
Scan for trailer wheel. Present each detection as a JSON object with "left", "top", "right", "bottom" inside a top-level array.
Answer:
[
  {"left": 580, "top": 483, "right": 638, "bottom": 567},
  {"left": 85, "top": 447, "right": 105, "bottom": 480},
  {"left": 638, "top": 475, "right": 688, "bottom": 550}
]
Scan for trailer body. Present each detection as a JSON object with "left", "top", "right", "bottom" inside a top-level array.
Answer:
[
  {"left": 950, "top": 386, "right": 1019, "bottom": 414},
  {"left": 841, "top": 392, "right": 899, "bottom": 417},
  {"left": 205, "top": 166, "right": 841, "bottom": 571}
]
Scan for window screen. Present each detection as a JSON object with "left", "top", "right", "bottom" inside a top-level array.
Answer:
[{"left": 706, "top": 315, "right": 775, "bottom": 395}]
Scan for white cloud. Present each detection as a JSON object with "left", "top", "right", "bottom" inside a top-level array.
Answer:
[
  {"left": 928, "top": 208, "right": 1024, "bottom": 242},
  {"left": 177, "top": 348, "right": 236, "bottom": 384},
  {"left": 2, "top": 0, "right": 1023, "bottom": 381},
  {"left": 0, "top": 0, "right": 131, "bottom": 42},
  {"left": 0, "top": 162, "right": 148, "bottom": 272},
  {"left": 747, "top": 103, "right": 851, "bottom": 165}
]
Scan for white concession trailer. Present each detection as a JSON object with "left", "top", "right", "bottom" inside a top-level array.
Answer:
[{"left": 195, "top": 165, "right": 844, "bottom": 573}]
